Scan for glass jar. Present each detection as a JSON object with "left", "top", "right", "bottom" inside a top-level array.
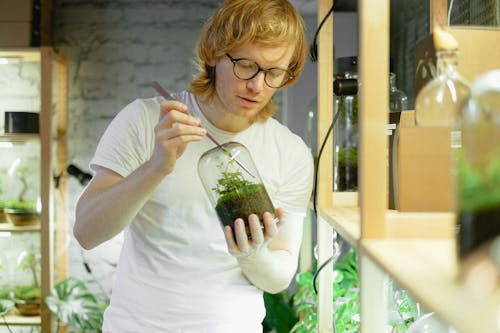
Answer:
[
  {"left": 456, "top": 70, "right": 500, "bottom": 259},
  {"left": 333, "top": 71, "right": 359, "bottom": 192},
  {"left": 3, "top": 145, "right": 40, "bottom": 226},
  {"left": 389, "top": 72, "right": 408, "bottom": 113},
  {"left": 198, "top": 142, "right": 275, "bottom": 234},
  {"left": 414, "top": 50, "right": 470, "bottom": 127}
]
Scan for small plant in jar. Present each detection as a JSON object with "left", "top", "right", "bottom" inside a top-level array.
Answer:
[
  {"left": 199, "top": 142, "right": 275, "bottom": 235},
  {"left": 4, "top": 159, "right": 40, "bottom": 226},
  {"left": 13, "top": 246, "right": 41, "bottom": 316}
]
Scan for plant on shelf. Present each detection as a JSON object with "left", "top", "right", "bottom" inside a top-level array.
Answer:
[
  {"left": 13, "top": 246, "right": 41, "bottom": 316},
  {"left": 0, "top": 259, "right": 10, "bottom": 300},
  {"left": 212, "top": 155, "right": 274, "bottom": 234},
  {"left": 45, "top": 277, "right": 108, "bottom": 333},
  {"left": 4, "top": 160, "right": 39, "bottom": 226},
  {"left": 290, "top": 248, "right": 420, "bottom": 333}
]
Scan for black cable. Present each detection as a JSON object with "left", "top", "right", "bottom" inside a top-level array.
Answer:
[
  {"left": 312, "top": 109, "right": 341, "bottom": 216},
  {"left": 312, "top": 255, "right": 335, "bottom": 295},
  {"left": 2, "top": 315, "right": 13, "bottom": 333},
  {"left": 309, "top": 3, "right": 336, "bottom": 62}
]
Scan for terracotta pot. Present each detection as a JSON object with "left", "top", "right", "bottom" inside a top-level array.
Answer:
[{"left": 15, "top": 299, "right": 41, "bottom": 316}]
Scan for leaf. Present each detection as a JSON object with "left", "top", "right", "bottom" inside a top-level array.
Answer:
[
  {"left": 0, "top": 300, "right": 14, "bottom": 316},
  {"left": 44, "top": 277, "right": 107, "bottom": 331}
]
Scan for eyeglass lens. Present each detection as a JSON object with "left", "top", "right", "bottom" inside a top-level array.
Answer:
[{"left": 230, "top": 56, "right": 291, "bottom": 88}]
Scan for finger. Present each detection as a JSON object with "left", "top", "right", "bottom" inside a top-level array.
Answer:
[
  {"left": 159, "top": 122, "right": 207, "bottom": 138},
  {"left": 159, "top": 100, "right": 188, "bottom": 120},
  {"left": 274, "top": 207, "right": 284, "bottom": 229},
  {"left": 248, "top": 214, "right": 264, "bottom": 247},
  {"left": 158, "top": 110, "right": 201, "bottom": 130},
  {"left": 224, "top": 225, "right": 239, "bottom": 253},
  {"left": 262, "top": 211, "right": 279, "bottom": 242},
  {"left": 234, "top": 219, "right": 250, "bottom": 253}
]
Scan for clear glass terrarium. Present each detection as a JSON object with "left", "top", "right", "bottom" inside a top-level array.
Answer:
[
  {"left": 198, "top": 142, "right": 275, "bottom": 235},
  {"left": 1, "top": 140, "right": 41, "bottom": 227},
  {"left": 456, "top": 70, "right": 500, "bottom": 260}
]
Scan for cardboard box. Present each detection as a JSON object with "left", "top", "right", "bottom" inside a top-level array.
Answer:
[
  {"left": 392, "top": 111, "right": 453, "bottom": 212},
  {"left": 0, "top": 0, "right": 32, "bottom": 21},
  {"left": 0, "top": 22, "right": 32, "bottom": 47},
  {"left": 415, "top": 26, "right": 500, "bottom": 96}
]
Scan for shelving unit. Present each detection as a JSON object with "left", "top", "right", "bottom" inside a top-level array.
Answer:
[
  {"left": 315, "top": 1, "right": 500, "bottom": 332},
  {"left": 0, "top": 47, "right": 68, "bottom": 332}
]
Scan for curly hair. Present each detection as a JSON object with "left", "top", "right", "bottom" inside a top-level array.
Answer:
[{"left": 189, "top": 0, "right": 307, "bottom": 122}]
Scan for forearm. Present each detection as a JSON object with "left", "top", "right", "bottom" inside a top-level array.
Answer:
[
  {"left": 74, "top": 161, "right": 166, "bottom": 249},
  {"left": 238, "top": 247, "right": 298, "bottom": 294}
]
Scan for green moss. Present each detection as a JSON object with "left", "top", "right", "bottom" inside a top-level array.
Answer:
[
  {"left": 458, "top": 153, "right": 500, "bottom": 213},
  {"left": 14, "top": 285, "right": 40, "bottom": 302},
  {"left": 5, "top": 200, "right": 37, "bottom": 211}
]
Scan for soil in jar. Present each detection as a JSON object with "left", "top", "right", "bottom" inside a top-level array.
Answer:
[
  {"left": 215, "top": 183, "right": 274, "bottom": 236},
  {"left": 457, "top": 206, "right": 500, "bottom": 259}
]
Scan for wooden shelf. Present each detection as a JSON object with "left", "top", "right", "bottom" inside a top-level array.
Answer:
[
  {"left": 361, "top": 239, "right": 500, "bottom": 333},
  {"left": 320, "top": 205, "right": 455, "bottom": 246},
  {"left": 0, "top": 134, "right": 39, "bottom": 142},
  {"left": 0, "top": 222, "right": 40, "bottom": 232},
  {"left": 0, "top": 47, "right": 69, "bottom": 333},
  {"left": 0, "top": 314, "right": 41, "bottom": 326}
]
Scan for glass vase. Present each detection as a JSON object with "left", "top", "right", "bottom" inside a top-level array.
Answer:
[
  {"left": 333, "top": 71, "right": 359, "bottom": 192},
  {"left": 198, "top": 142, "right": 275, "bottom": 235},
  {"left": 414, "top": 50, "right": 470, "bottom": 127}
]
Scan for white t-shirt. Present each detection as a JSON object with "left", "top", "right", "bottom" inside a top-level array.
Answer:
[{"left": 90, "top": 91, "right": 314, "bottom": 333}]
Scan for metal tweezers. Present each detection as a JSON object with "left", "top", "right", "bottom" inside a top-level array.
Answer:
[{"left": 151, "top": 81, "right": 255, "bottom": 178}]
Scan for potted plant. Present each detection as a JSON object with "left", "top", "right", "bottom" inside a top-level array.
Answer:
[
  {"left": 4, "top": 161, "right": 40, "bottom": 226},
  {"left": 45, "top": 277, "right": 108, "bottom": 333},
  {"left": 198, "top": 142, "right": 275, "bottom": 235},
  {"left": 13, "top": 247, "right": 41, "bottom": 316}
]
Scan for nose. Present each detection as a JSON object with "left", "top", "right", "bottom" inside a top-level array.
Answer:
[{"left": 246, "top": 70, "right": 266, "bottom": 92}]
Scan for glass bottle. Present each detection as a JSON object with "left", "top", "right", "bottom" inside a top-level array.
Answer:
[
  {"left": 198, "top": 142, "right": 275, "bottom": 235},
  {"left": 333, "top": 71, "right": 359, "bottom": 192},
  {"left": 456, "top": 70, "right": 500, "bottom": 260},
  {"left": 414, "top": 50, "right": 470, "bottom": 127},
  {"left": 389, "top": 72, "right": 408, "bottom": 113}
]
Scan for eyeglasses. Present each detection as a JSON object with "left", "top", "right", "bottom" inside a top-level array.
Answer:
[{"left": 226, "top": 53, "right": 293, "bottom": 88}]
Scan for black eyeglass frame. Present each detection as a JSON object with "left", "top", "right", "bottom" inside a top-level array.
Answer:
[{"left": 226, "top": 53, "right": 294, "bottom": 88}]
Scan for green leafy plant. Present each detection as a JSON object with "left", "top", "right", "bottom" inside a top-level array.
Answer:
[
  {"left": 45, "top": 277, "right": 108, "bottom": 333},
  {"left": 212, "top": 153, "right": 274, "bottom": 231},
  {"left": 13, "top": 246, "right": 42, "bottom": 316},
  {"left": 291, "top": 248, "right": 419, "bottom": 332},
  {"left": 263, "top": 291, "right": 298, "bottom": 333}
]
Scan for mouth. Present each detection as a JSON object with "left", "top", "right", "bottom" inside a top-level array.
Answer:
[{"left": 238, "top": 96, "right": 259, "bottom": 105}]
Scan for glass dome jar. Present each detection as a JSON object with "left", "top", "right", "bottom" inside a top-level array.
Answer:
[
  {"left": 198, "top": 142, "right": 275, "bottom": 235},
  {"left": 3, "top": 141, "right": 41, "bottom": 226},
  {"left": 456, "top": 70, "right": 500, "bottom": 259},
  {"left": 414, "top": 50, "right": 470, "bottom": 127}
]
